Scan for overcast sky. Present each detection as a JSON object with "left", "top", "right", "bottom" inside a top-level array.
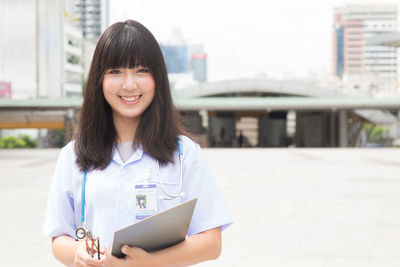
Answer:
[{"left": 109, "top": 0, "right": 399, "bottom": 82}]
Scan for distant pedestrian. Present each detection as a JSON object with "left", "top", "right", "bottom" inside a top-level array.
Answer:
[
  {"left": 238, "top": 131, "right": 244, "bottom": 147},
  {"left": 220, "top": 127, "right": 225, "bottom": 146}
]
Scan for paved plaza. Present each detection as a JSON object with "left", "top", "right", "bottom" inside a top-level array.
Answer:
[{"left": 1, "top": 148, "right": 400, "bottom": 266}]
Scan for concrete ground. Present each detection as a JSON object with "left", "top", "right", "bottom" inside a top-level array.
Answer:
[{"left": 1, "top": 148, "right": 400, "bottom": 267}]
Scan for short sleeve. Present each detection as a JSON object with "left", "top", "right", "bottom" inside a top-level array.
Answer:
[
  {"left": 180, "top": 137, "right": 233, "bottom": 236},
  {"left": 42, "top": 143, "right": 77, "bottom": 238}
]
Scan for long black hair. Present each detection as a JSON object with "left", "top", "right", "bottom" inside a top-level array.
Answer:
[{"left": 74, "top": 20, "right": 187, "bottom": 172}]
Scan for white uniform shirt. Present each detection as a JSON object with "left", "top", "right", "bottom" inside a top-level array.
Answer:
[{"left": 43, "top": 136, "right": 233, "bottom": 246}]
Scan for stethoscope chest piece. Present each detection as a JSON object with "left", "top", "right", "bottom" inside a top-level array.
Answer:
[{"left": 76, "top": 226, "right": 87, "bottom": 239}]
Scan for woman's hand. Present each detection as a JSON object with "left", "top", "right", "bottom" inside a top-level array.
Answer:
[
  {"left": 102, "top": 244, "right": 156, "bottom": 267},
  {"left": 74, "top": 239, "right": 104, "bottom": 267}
]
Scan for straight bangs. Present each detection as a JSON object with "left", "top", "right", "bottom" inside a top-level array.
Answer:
[{"left": 101, "top": 24, "right": 155, "bottom": 72}]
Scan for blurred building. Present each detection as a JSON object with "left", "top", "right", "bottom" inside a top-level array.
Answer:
[
  {"left": 72, "top": 0, "right": 109, "bottom": 39},
  {"left": 189, "top": 45, "right": 207, "bottom": 82},
  {"left": 160, "top": 30, "right": 209, "bottom": 90},
  {"left": 160, "top": 45, "right": 189, "bottom": 73},
  {"left": 333, "top": 4, "right": 399, "bottom": 96},
  {"left": 160, "top": 28, "right": 189, "bottom": 73},
  {"left": 0, "top": 0, "right": 84, "bottom": 98},
  {"left": 66, "top": 0, "right": 109, "bottom": 80},
  {"left": 63, "top": 22, "right": 85, "bottom": 97}
]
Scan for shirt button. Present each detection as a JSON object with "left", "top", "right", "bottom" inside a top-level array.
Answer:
[{"left": 120, "top": 169, "right": 127, "bottom": 176}]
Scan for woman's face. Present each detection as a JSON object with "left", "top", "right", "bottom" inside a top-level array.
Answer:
[{"left": 102, "top": 66, "right": 155, "bottom": 124}]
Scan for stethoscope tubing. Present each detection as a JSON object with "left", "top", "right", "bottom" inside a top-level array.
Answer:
[{"left": 157, "top": 150, "right": 184, "bottom": 200}]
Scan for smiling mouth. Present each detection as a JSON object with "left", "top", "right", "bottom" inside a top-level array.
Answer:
[{"left": 119, "top": 95, "right": 141, "bottom": 102}]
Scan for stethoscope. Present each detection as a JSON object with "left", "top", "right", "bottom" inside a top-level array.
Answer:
[{"left": 76, "top": 140, "right": 185, "bottom": 240}]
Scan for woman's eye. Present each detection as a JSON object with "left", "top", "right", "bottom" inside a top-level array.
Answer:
[
  {"left": 108, "top": 69, "right": 121, "bottom": 74},
  {"left": 137, "top": 68, "right": 150, "bottom": 73}
]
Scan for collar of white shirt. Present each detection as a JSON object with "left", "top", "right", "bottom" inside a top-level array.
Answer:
[{"left": 111, "top": 143, "right": 144, "bottom": 166}]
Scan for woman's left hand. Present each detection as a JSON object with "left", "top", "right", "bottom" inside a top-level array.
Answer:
[{"left": 102, "top": 244, "right": 156, "bottom": 267}]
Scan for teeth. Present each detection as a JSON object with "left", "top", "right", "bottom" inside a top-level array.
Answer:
[{"left": 121, "top": 95, "right": 140, "bottom": 101}]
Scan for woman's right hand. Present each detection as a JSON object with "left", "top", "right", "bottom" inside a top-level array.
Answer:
[{"left": 74, "top": 239, "right": 104, "bottom": 267}]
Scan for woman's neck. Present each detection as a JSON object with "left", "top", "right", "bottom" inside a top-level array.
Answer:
[{"left": 113, "top": 114, "right": 140, "bottom": 143}]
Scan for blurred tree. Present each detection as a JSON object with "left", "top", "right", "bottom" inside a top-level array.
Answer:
[
  {"left": 0, "top": 135, "right": 37, "bottom": 148},
  {"left": 364, "top": 123, "right": 391, "bottom": 146},
  {"left": 21, "top": 135, "right": 37, "bottom": 147}
]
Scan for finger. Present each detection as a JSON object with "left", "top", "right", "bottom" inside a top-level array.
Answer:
[
  {"left": 76, "top": 257, "right": 102, "bottom": 267},
  {"left": 102, "top": 243, "right": 113, "bottom": 261},
  {"left": 104, "top": 242, "right": 111, "bottom": 255},
  {"left": 102, "top": 243, "right": 120, "bottom": 267},
  {"left": 121, "top": 245, "right": 132, "bottom": 256},
  {"left": 77, "top": 246, "right": 103, "bottom": 266},
  {"left": 105, "top": 243, "right": 124, "bottom": 259},
  {"left": 84, "top": 256, "right": 103, "bottom": 266},
  {"left": 121, "top": 245, "right": 144, "bottom": 257},
  {"left": 78, "top": 253, "right": 103, "bottom": 266}
]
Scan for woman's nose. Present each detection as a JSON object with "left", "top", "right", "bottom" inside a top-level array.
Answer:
[{"left": 122, "top": 73, "right": 138, "bottom": 90}]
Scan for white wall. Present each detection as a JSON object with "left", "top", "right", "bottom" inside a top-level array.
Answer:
[
  {"left": 0, "top": 0, "right": 37, "bottom": 99},
  {"left": 38, "top": 0, "right": 63, "bottom": 98}
]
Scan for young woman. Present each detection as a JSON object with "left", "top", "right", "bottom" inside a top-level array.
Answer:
[{"left": 43, "top": 20, "right": 232, "bottom": 267}]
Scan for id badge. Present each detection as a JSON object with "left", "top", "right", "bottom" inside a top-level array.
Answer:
[{"left": 135, "top": 182, "right": 158, "bottom": 220}]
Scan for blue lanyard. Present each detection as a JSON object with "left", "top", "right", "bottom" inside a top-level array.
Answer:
[
  {"left": 177, "top": 139, "right": 182, "bottom": 156},
  {"left": 81, "top": 171, "right": 87, "bottom": 223}
]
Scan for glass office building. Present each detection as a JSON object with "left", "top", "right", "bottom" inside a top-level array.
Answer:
[{"left": 160, "top": 45, "right": 189, "bottom": 74}]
